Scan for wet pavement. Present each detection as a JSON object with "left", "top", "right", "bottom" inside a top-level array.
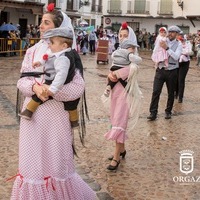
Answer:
[{"left": 0, "top": 51, "right": 200, "bottom": 200}]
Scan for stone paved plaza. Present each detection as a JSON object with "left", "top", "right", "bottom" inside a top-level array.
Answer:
[{"left": 0, "top": 51, "right": 200, "bottom": 200}]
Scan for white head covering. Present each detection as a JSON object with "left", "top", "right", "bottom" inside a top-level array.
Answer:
[
  {"left": 127, "top": 26, "right": 137, "bottom": 45},
  {"left": 119, "top": 24, "right": 138, "bottom": 54},
  {"left": 119, "top": 24, "right": 137, "bottom": 44},
  {"left": 60, "top": 11, "right": 76, "bottom": 49}
]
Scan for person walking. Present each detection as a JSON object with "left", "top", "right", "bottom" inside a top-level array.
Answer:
[
  {"left": 147, "top": 25, "right": 182, "bottom": 121},
  {"left": 9, "top": 3, "right": 96, "bottom": 199},
  {"left": 104, "top": 38, "right": 142, "bottom": 171},
  {"left": 102, "top": 23, "right": 139, "bottom": 171},
  {"left": 88, "top": 30, "right": 97, "bottom": 54}
]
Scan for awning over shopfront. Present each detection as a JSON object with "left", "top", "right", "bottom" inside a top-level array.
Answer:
[{"left": 186, "top": 15, "right": 200, "bottom": 27}]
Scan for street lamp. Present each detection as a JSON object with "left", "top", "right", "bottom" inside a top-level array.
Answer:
[{"left": 177, "top": 0, "right": 184, "bottom": 10}]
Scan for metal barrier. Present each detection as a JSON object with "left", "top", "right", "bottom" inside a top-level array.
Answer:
[{"left": 0, "top": 38, "right": 40, "bottom": 57}]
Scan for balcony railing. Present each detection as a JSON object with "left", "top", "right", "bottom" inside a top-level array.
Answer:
[
  {"left": 107, "top": 1, "right": 122, "bottom": 14},
  {"left": 91, "top": 4, "right": 102, "bottom": 13},
  {"left": 127, "top": 0, "right": 150, "bottom": 14},
  {"left": 157, "top": 1, "right": 173, "bottom": 15}
]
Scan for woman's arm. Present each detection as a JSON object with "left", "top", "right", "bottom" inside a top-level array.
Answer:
[
  {"left": 17, "top": 46, "right": 37, "bottom": 97},
  {"left": 113, "top": 67, "right": 130, "bottom": 80}
]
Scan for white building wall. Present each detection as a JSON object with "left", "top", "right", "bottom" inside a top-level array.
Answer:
[
  {"left": 6, "top": 0, "right": 200, "bottom": 33},
  {"left": 102, "top": 0, "right": 200, "bottom": 34}
]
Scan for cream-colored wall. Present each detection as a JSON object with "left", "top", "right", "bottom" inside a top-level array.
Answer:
[
  {"left": 102, "top": 0, "right": 200, "bottom": 33},
  {"left": 4, "top": 7, "right": 35, "bottom": 26},
  {"left": 103, "top": 0, "right": 200, "bottom": 17},
  {"left": 8, "top": 0, "right": 200, "bottom": 32}
]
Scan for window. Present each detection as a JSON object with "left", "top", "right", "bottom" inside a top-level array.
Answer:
[
  {"left": 134, "top": 0, "right": 146, "bottom": 14},
  {"left": 67, "top": 0, "right": 74, "bottom": 10},
  {"left": 160, "top": 0, "right": 173, "bottom": 14},
  {"left": 108, "top": 0, "right": 122, "bottom": 14},
  {"left": 98, "top": 0, "right": 102, "bottom": 12}
]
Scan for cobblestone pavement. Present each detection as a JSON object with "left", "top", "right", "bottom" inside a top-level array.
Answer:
[{"left": 1, "top": 51, "right": 200, "bottom": 200}]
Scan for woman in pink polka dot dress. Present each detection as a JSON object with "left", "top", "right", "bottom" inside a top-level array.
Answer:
[{"left": 10, "top": 4, "right": 96, "bottom": 200}]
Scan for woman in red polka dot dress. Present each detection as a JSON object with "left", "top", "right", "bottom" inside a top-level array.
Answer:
[{"left": 10, "top": 4, "right": 96, "bottom": 200}]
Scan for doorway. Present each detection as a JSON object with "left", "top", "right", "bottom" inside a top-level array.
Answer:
[
  {"left": 19, "top": 18, "right": 27, "bottom": 38},
  {"left": 0, "top": 11, "right": 8, "bottom": 25}
]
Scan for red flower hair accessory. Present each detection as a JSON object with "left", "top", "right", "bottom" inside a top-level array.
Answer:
[
  {"left": 43, "top": 54, "right": 48, "bottom": 61},
  {"left": 47, "top": 3, "right": 55, "bottom": 12},
  {"left": 121, "top": 22, "right": 128, "bottom": 29}
]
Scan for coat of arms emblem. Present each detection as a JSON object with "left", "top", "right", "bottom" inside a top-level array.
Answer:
[{"left": 179, "top": 150, "right": 194, "bottom": 175}]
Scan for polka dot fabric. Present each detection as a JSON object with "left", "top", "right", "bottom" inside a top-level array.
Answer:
[{"left": 11, "top": 46, "right": 96, "bottom": 199}]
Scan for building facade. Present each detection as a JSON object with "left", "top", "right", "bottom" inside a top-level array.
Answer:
[
  {"left": 102, "top": 0, "right": 200, "bottom": 34},
  {"left": 0, "top": 0, "right": 103, "bottom": 34},
  {"left": 0, "top": 0, "right": 200, "bottom": 36}
]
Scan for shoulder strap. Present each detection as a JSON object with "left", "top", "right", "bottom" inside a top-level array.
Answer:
[
  {"left": 64, "top": 50, "right": 76, "bottom": 84},
  {"left": 71, "top": 49, "right": 84, "bottom": 77}
]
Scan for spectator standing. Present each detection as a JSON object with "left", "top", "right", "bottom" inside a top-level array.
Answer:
[
  {"left": 137, "top": 31, "right": 143, "bottom": 48},
  {"left": 9, "top": 30, "right": 17, "bottom": 56}
]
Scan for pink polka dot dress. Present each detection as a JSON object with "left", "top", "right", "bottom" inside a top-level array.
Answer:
[
  {"left": 10, "top": 41, "right": 96, "bottom": 199},
  {"left": 104, "top": 67, "right": 130, "bottom": 144}
]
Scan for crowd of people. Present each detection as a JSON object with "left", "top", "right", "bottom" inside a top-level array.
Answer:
[
  {"left": 74, "top": 25, "right": 200, "bottom": 62},
  {"left": 0, "top": 23, "right": 40, "bottom": 56},
  {"left": 4, "top": 2, "right": 199, "bottom": 199}
]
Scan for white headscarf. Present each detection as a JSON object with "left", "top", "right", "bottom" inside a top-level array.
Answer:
[
  {"left": 119, "top": 25, "right": 137, "bottom": 45},
  {"left": 119, "top": 25, "right": 138, "bottom": 54},
  {"left": 127, "top": 26, "right": 137, "bottom": 45},
  {"left": 60, "top": 11, "right": 76, "bottom": 50}
]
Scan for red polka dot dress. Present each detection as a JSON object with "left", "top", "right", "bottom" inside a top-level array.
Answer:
[{"left": 10, "top": 41, "right": 96, "bottom": 199}]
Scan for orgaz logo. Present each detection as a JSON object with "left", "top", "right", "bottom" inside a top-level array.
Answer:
[
  {"left": 179, "top": 150, "right": 194, "bottom": 175},
  {"left": 173, "top": 150, "right": 200, "bottom": 184}
]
